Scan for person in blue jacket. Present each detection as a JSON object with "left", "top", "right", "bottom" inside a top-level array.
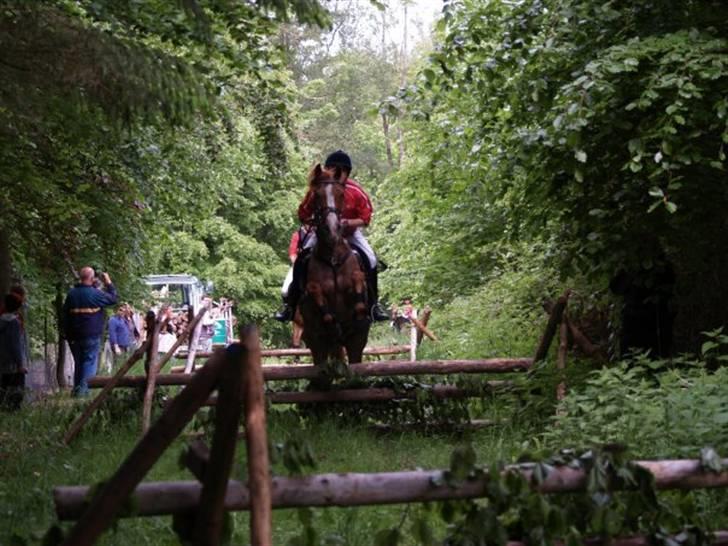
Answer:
[
  {"left": 63, "top": 266, "right": 118, "bottom": 396},
  {"left": 108, "top": 304, "right": 135, "bottom": 358}
]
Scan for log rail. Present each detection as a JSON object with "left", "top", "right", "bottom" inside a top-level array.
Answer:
[
  {"left": 87, "top": 358, "right": 533, "bottom": 389},
  {"left": 55, "top": 457, "right": 728, "bottom": 519}
]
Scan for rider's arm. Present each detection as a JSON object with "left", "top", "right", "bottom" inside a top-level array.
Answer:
[{"left": 348, "top": 186, "right": 372, "bottom": 227}]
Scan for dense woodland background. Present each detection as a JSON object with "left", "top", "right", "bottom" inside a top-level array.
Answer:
[
  {"left": 2, "top": 2, "right": 728, "bottom": 544},
  {"left": 1, "top": 0, "right": 727, "bottom": 361}
]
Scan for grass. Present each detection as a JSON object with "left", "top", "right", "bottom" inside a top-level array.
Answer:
[
  {"left": 2, "top": 309, "right": 727, "bottom": 544},
  {"left": 0, "top": 390, "right": 530, "bottom": 545}
]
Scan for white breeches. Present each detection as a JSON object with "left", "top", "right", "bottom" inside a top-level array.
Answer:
[
  {"left": 281, "top": 266, "right": 294, "bottom": 297},
  {"left": 301, "top": 228, "right": 377, "bottom": 269}
]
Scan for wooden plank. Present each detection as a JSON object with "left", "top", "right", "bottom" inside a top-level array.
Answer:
[
  {"left": 193, "top": 341, "right": 247, "bottom": 545},
  {"left": 55, "top": 458, "right": 728, "bottom": 519},
  {"left": 88, "top": 358, "right": 533, "bottom": 389},
  {"left": 240, "top": 326, "right": 272, "bottom": 546},
  {"left": 58, "top": 352, "right": 227, "bottom": 546},
  {"left": 62, "top": 341, "right": 149, "bottom": 445}
]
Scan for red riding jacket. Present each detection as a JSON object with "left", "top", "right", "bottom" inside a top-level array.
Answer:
[{"left": 298, "top": 178, "right": 373, "bottom": 237}]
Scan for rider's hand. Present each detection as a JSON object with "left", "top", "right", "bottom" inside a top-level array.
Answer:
[{"left": 340, "top": 218, "right": 349, "bottom": 228}]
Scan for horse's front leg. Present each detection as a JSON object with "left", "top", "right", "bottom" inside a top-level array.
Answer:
[
  {"left": 351, "top": 269, "right": 368, "bottom": 321},
  {"left": 306, "top": 280, "right": 334, "bottom": 325}
]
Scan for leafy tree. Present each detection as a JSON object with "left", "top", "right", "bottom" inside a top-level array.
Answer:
[{"left": 377, "top": 0, "right": 728, "bottom": 347}]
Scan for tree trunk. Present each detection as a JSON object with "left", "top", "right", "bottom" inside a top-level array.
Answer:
[
  {"left": 381, "top": 113, "right": 394, "bottom": 171},
  {"left": 55, "top": 283, "right": 68, "bottom": 389}
]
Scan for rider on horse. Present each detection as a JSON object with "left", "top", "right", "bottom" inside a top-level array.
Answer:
[{"left": 274, "top": 150, "right": 389, "bottom": 323}]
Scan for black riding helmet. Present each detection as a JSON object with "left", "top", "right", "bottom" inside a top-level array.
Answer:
[{"left": 324, "top": 150, "right": 352, "bottom": 172}]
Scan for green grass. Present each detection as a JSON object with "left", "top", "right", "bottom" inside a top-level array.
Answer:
[
  {"left": 2, "top": 306, "right": 727, "bottom": 544},
  {"left": 0, "top": 391, "right": 530, "bottom": 545}
]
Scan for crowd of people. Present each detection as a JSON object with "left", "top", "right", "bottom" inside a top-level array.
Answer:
[{"left": 0, "top": 264, "right": 238, "bottom": 410}]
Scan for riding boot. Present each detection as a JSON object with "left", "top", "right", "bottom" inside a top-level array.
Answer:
[
  {"left": 367, "top": 267, "right": 390, "bottom": 322},
  {"left": 274, "top": 254, "right": 307, "bottom": 322}
]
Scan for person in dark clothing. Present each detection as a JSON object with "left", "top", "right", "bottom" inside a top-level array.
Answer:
[
  {"left": 63, "top": 266, "right": 118, "bottom": 396},
  {"left": 0, "top": 293, "right": 28, "bottom": 410},
  {"left": 609, "top": 255, "right": 676, "bottom": 359}
]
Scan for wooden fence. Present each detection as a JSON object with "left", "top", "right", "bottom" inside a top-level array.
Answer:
[{"left": 52, "top": 328, "right": 728, "bottom": 546}]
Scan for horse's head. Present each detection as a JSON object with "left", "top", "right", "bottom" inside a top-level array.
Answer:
[{"left": 308, "top": 163, "right": 347, "bottom": 247}]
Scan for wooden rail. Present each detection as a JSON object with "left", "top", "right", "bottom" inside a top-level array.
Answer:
[
  {"left": 55, "top": 457, "right": 728, "bottom": 519},
  {"left": 88, "top": 358, "right": 532, "bottom": 389},
  {"left": 174, "top": 344, "right": 412, "bottom": 361}
]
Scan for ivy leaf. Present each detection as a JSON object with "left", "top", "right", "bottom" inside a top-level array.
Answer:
[{"left": 575, "top": 150, "right": 587, "bottom": 163}]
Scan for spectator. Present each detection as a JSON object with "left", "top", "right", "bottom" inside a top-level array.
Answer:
[
  {"left": 63, "top": 267, "right": 117, "bottom": 396},
  {"left": 0, "top": 293, "right": 28, "bottom": 410},
  {"left": 108, "top": 304, "right": 135, "bottom": 360},
  {"left": 158, "top": 323, "right": 178, "bottom": 356},
  {"left": 197, "top": 296, "right": 215, "bottom": 352}
]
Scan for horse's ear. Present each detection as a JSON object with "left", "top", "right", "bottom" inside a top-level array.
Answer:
[{"left": 309, "top": 163, "right": 322, "bottom": 187}]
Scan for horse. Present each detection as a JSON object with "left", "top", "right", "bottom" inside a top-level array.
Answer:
[{"left": 298, "top": 164, "right": 370, "bottom": 383}]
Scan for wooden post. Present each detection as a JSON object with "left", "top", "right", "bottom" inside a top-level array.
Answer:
[
  {"left": 182, "top": 438, "right": 211, "bottom": 482},
  {"left": 193, "top": 342, "right": 247, "bottom": 545},
  {"left": 241, "top": 325, "right": 272, "bottom": 546},
  {"left": 141, "top": 309, "right": 208, "bottom": 434},
  {"left": 533, "top": 289, "right": 571, "bottom": 362},
  {"left": 543, "top": 301, "right": 605, "bottom": 361},
  {"left": 63, "top": 341, "right": 149, "bottom": 445},
  {"left": 556, "top": 320, "right": 568, "bottom": 401},
  {"left": 409, "top": 308, "right": 418, "bottom": 362},
  {"left": 185, "top": 305, "right": 206, "bottom": 373},
  {"left": 141, "top": 311, "right": 164, "bottom": 434},
  {"left": 411, "top": 316, "right": 437, "bottom": 342},
  {"left": 59, "top": 351, "right": 227, "bottom": 546},
  {"left": 416, "top": 307, "right": 432, "bottom": 346}
]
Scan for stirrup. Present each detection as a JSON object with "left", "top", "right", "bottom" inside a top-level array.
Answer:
[{"left": 274, "top": 304, "right": 294, "bottom": 322}]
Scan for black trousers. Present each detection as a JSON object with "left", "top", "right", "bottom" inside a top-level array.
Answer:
[{"left": 0, "top": 372, "right": 25, "bottom": 411}]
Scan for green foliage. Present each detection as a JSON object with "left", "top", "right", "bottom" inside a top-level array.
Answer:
[
  {"left": 543, "top": 362, "right": 728, "bottom": 458},
  {"left": 0, "top": 0, "right": 327, "bottom": 332},
  {"left": 378, "top": 0, "right": 728, "bottom": 348}
]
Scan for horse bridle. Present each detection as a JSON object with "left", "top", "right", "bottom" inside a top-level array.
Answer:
[{"left": 312, "top": 179, "right": 345, "bottom": 226}]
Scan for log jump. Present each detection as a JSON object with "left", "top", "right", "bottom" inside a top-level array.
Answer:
[
  {"left": 87, "top": 358, "right": 532, "bottom": 389},
  {"left": 174, "top": 344, "right": 412, "bottom": 362},
  {"left": 54, "top": 457, "right": 728, "bottom": 519}
]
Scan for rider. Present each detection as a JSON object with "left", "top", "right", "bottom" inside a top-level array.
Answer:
[{"left": 274, "top": 150, "right": 389, "bottom": 322}]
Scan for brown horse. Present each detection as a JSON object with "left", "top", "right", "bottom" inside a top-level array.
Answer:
[{"left": 298, "top": 164, "right": 370, "bottom": 381}]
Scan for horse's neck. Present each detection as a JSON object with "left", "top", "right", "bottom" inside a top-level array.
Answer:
[{"left": 314, "top": 239, "right": 351, "bottom": 265}]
